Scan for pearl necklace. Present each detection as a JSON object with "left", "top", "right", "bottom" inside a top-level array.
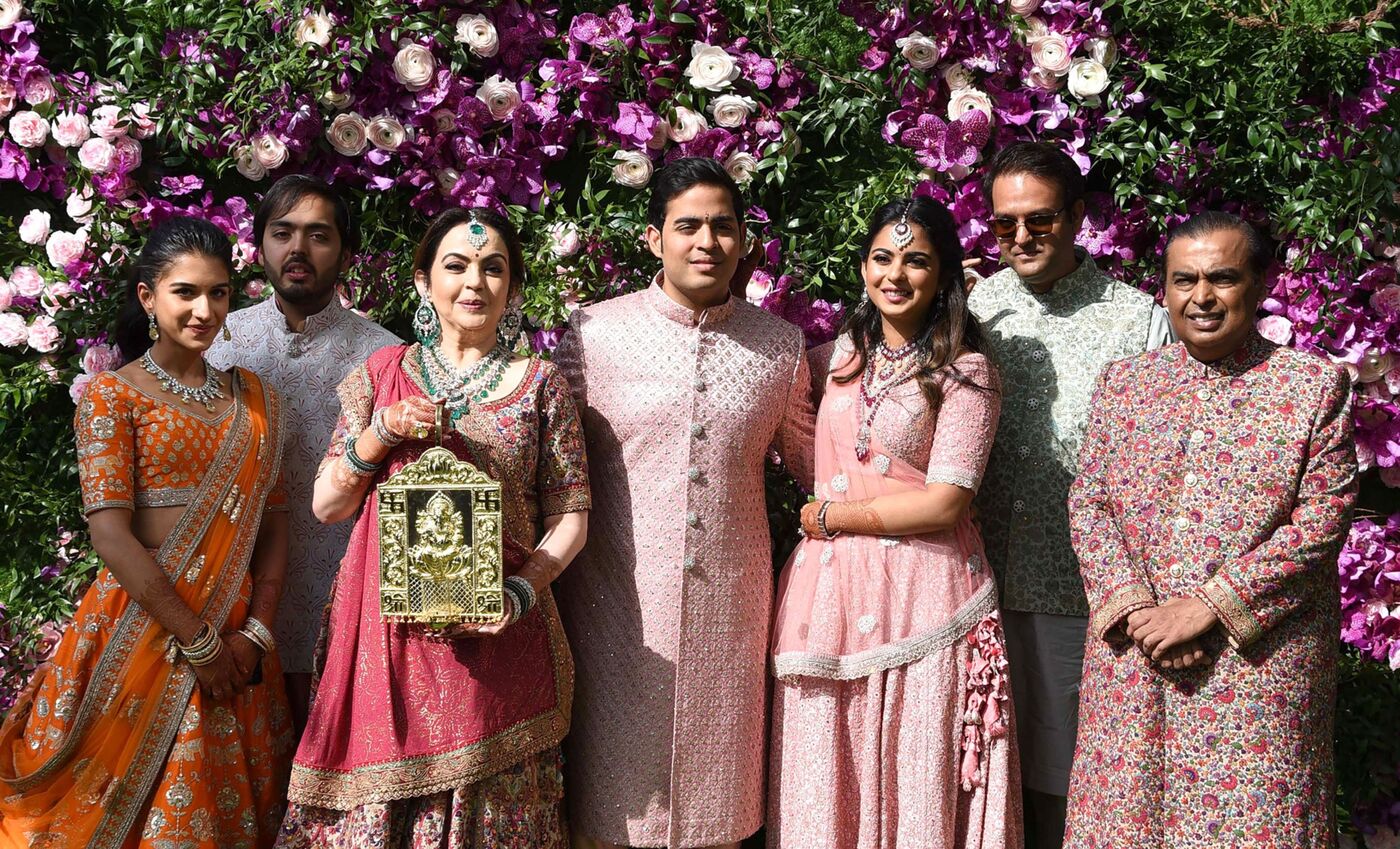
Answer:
[{"left": 140, "top": 351, "right": 226, "bottom": 412}]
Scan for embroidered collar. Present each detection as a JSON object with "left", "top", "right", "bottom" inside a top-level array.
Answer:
[
  {"left": 645, "top": 273, "right": 735, "bottom": 327},
  {"left": 1022, "top": 249, "right": 1113, "bottom": 309},
  {"left": 1176, "top": 330, "right": 1275, "bottom": 379},
  {"left": 271, "top": 293, "right": 345, "bottom": 337}
]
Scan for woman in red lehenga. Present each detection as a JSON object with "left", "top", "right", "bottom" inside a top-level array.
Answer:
[
  {"left": 768, "top": 197, "right": 1022, "bottom": 849},
  {"left": 277, "top": 207, "right": 590, "bottom": 849}
]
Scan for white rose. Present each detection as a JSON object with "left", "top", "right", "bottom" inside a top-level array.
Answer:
[
  {"left": 326, "top": 112, "right": 367, "bottom": 156},
  {"left": 89, "top": 105, "right": 126, "bottom": 140},
  {"left": 611, "top": 150, "right": 653, "bottom": 188},
  {"left": 77, "top": 136, "right": 114, "bottom": 173},
  {"left": 476, "top": 75, "right": 521, "bottom": 121},
  {"left": 723, "top": 150, "right": 759, "bottom": 184},
  {"left": 1083, "top": 36, "right": 1118, "bottom": 69},
  {"left": 1009, "top": 0, "right": 1041, "bottom": 14},
  {"left": 0, "top": 313, "right": 28, "bottom": 347},
  {"left": 647, "top": 118, "right": 671, "bottom": 150},
  {"left": 1066, "top": 58, "right": 1109, "bottom": 98},
  {"left": 18, "top": 209, "right": 49, "bottom": 245},
  {"left": 1031, "top": 32, "right": 1073, "bottom": 75},
  {"left": 669, "top": 106, "right": 708, "bottom": 143},
  {"left": 45, "top": 228, "right": 86, "bottom": 269},
  {"left": 294, "top": 10, "right": 332, "bottom": 47},
  {"left": 431, "top": 108, "right": 455, "bottom": 133},
  {"left": 1359, "top": 351, "right": 1395, "bottom": 384},
  {"left": 233, "top": 144, "right": 267, "bottom": 180},
  {"left": 708, "top": 94, "right": 758, "bottom": 128},
  {"left": 435, "top": 168, "right": 460, "bottom": 196},
  {"left": 320, "top": 89, "right": 353, "bottom": 110},
  {"left": 66, "top": 189, "right": 94, "bottom": 223},
  {"left": 393, "top": 42, "right": 436, "bottom": 92},
  {"left": 455, "top": 14, "right": 499, "bottom": 58},
  {"left": 50, "top": 111, "right": 90, "bottom": 147},
  {"left": 10, "top": 265, "right": 43, "bottom": 297},
  {"left": 941, "top": 63, "right": 974, "bottom": 91},
  {"left": 366, "top": 114, "right": 406, "bottom": 151},
  {"left": 548, "top": 221, "right": 581, "bottom": 258},
  {"left": 947, "top": 87, "right": 995, "bottom": 123},
  {"left": 894, "top": 31, "right": 942, "bottom": 70},
  {"left": 684, "top": 42, "right": 740, "bottom": 92},
  {"left": 0, "top": 0, "right": 22, "bottom": 28},
  {"left": 7, "top": 110, "right": 47, "bottom": 148},
  {"left": 252, "top": 133, "right": 288, "bottom": 169}
]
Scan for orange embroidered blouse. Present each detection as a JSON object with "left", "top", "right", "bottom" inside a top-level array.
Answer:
[{"left": 75, "top": 369, "right": 287, "bottom": 514}]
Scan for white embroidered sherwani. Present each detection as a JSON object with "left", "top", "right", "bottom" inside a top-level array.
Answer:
[
  {"left": 553, "top": 282, "right": 816, "bottom": 848},
  {"left": 207, "top": 296, "right": 399, "bottom": 673}
]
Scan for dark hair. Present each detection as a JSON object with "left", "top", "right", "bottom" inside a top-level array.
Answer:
[
  {"left": 114, "top": 217, "right": 234, "bottom": 364},
  {"left": 646, "top": 156, "right": 746, "bottom": 232},
  {"left": 412, "top": 207, "right": 527, "bottom": 293},
  {"left": 253, "top": 174, "right": 357, "bottom": 254},
  {"left": 833, "top": 197, "right": 990, "bottom": 409},
  {"left": 981, "top": 141, "right": 1085, "bottom": 212},
  {"left": 1163, "top": 211, "right": 1275, "bottom": 282}
]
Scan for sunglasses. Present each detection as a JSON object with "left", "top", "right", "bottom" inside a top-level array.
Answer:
[{"left": 988, "top": 207, "right": 1066, "bottom": 241}]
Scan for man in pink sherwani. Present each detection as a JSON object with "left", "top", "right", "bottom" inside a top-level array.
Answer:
[
  {"left": 1064, "top": 212, "right": 1357, "bottom": 848},
  {"left": 554, "top": 158, "right": 815, "bottom": 849}
]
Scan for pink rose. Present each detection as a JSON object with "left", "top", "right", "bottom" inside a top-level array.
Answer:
[
  {"left": 77, "top": 136, "right": 115, "bottom": 173},
  {"left": 128, "top": 103, "right": 156, "bottom": 139},
  {"left": 45, "top": 229, "right": 87, "bottom": 270},
  {"left": 18, "top": 209, "right": 50, "bottom": 245},
  {"left": 10, "top": 265, "right": 44, "bottom": 297},
  {"left": 0, "top": 313, "right": 28, "bottom": 347},
  {"left": 42, "top": 279, "right": 74, "bottom": 315},
  {"left": 81, "top": 342, "right": 121, "bottom": 375},
  {"left": 1255, "top": 315, "right": 1293, "bottom": 346},
  {"left": 8, "top": 110, "right": 49, "bottom": 147},
  {"left": 0, "top": 279, "right": 14, "bottom": 311},
  {"left": 22, "top": 70, "right": 55, "bottom": 106},
  {"left": 1371, "top": 284, "right": 1400, "bottom": 320},
  {"left": 0, "top": 80, "right": 15, "bottom": 116},
  {"left": 35, "top": 621, "right": 63, "bottom": 662},
  {"left": 252, "top": 133, "right": 288, "bottom": 169},
  {"left": 26, "top": 315, "right": 61, "bottom": 353},
  {"left": 68, "top": 373, "right": 93, "bottom": 405},
  {"left": 244, "top": 279, "right": 268, "bottom": 299},
  {"left": 1031, "top": 32, "right": 1073, "bottom": 75},
  {"left": 90, "top": 105, "right": 126, "bottom": 141},
  {"left": 50, "top": 111, "right": 91, "bottom": 147},
  {"left": 112, "top": 135, "right": 143, "bottom": 172},
  {"left": 66, "top": 188, "right": 95, "bottom": 223}
]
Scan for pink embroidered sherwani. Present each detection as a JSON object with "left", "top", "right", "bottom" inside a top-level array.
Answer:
[
  {"left": 1065, "top": 334, "right": 1356, "bottom": 849},
  {"left": 553, "top": 282, "right": 816, "bottom": 848}
]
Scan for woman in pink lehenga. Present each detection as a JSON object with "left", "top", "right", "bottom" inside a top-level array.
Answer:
[{"left": 768, "top": 197, "right": 1022, "bottom": 849}]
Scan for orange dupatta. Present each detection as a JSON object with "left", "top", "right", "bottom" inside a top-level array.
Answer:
[{"left": 0, "top": 369, "right": 286, "bottom": 848}]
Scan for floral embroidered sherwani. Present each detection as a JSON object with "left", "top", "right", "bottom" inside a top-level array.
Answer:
[
  {"left": 1065, "top": 334, "right": 1356, "bottom": 849},
  {"left": 553, "top": 282, "right": 816, "bottom": 849},
  {"left": 207, "top": 296, "right": 399, "bottom": 673}
]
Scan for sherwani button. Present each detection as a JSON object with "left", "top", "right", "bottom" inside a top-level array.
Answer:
[
  {"left": 1174, "top": 516, "right": 1190, "bottom": 531},
  {"left": 1196, "top": 387, "right": 1211, "bottom": 401},
  {"left": 686, "top": 511, "right": 699, "bottom": 528},
  {"left": 691, "top": 423, "right": 705, "bottom": 438},
  {"left": 687, "top": 466, "right": 701, "bottom": 481},
  {"left": 1184, "top": 472, "right": 1199, "bottom": 486},
  {"left": 1190, "top": 429, "right": 1206, "bottom": 444}
]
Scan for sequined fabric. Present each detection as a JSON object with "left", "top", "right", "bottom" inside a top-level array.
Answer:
[
  {"left": 207, "top": 296, "right": 400, "bottom": 673},
  {"left": 553, "top": 282, "right": 815, "bottom": 848},
  {"left": 1064, "top": 336, "right": 1356, "bottom": 848},
  {"left": 966, "top": 253, "right": 1170, "bottom": 617}
]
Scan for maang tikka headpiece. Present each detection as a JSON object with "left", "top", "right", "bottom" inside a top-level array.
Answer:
[
  {"left": 890, "top": 206, "right": 914, "bottom": 250},
  {"left": 466, "top": 210, "right": 490, "bottom": 250}
]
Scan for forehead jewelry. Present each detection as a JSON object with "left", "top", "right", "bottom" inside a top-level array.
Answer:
[
  {"left": 889, "top": 209, "right": 914, "bottom": 250},
  {"left": 465, "top": 211, "right": 490, "bottom": 250}
]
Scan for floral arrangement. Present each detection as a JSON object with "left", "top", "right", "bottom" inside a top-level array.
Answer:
[{"left": 0, "top": 0, "right": 1396, "bottom": 835}]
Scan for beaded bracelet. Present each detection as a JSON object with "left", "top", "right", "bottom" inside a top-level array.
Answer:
[
  {"left": 343, "top": 436, "right": 382, "bottom": 475},
  {"left": 370, "top": 408, "right": 403, "bottom": 447}
]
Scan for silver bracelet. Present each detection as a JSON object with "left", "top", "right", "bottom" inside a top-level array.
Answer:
[
  {"left": 241, "top": 617, "right": 276, "bottom": 654},
  {"left": 504, "top": 575, "right": 536, "bottom": 622},
  {"left": 371, "top": 408, "right": 403, "bottom": 446}
]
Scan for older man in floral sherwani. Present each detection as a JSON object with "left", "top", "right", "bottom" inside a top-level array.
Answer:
[
  {"left": 554, "top": 158, "right": 814, "bottom": 849},
  {"left": 1065, "top": 212, "right": 1356, "bottom": 848}
]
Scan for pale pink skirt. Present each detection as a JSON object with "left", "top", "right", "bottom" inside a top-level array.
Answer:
[{"left": 767, "top": 635, "right": 1023, "bottom": 849}]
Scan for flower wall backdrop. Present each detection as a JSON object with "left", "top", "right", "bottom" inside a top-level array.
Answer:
[{"left": 0, "top": 0, "right": 1396, "bottom": 838}]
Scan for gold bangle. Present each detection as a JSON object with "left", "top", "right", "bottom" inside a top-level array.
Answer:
[
  {"left": 185, "top": 636, "right": 224, "bottom": 667},
  {"left": 241, "top": 617, "right": 276, "bottom": 653}
]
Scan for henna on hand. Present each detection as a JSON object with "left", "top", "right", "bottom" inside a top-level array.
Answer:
[{"left": 827, "top": 499, "right": 889, "bottom": 535}]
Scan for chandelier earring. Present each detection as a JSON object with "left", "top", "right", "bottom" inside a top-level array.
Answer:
[
  {"left": 221, "top": 323, "right": 232, "bottom": 342},
  {"left": 147, "top": 312, "right": 159, "bottom": 341},
  {"left": 413, "top": 289, "right": 441, "bottom": 347},
  {"left": 496, "top": 304, "right": 524, "bottom": 349}
]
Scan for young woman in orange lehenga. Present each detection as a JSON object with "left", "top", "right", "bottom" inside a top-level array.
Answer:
[{"left": 0, "top": 217, "right": 295, "bottom": 848}]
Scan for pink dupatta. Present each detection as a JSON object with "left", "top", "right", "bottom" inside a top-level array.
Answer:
[{"left": 286, "top": 346, "right": 573, "bottom": 810}]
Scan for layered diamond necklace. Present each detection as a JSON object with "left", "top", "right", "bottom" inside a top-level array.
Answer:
[
  {"left": 855, "top": 339, "right": 922, "bottom": 461},
  {"left": 140, "top": 350, "right": 226, "bottom": 412}
]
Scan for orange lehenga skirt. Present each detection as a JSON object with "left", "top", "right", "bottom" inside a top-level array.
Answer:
[{"left": 0, "top": 371, "right": 294, "bottom": 849}]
